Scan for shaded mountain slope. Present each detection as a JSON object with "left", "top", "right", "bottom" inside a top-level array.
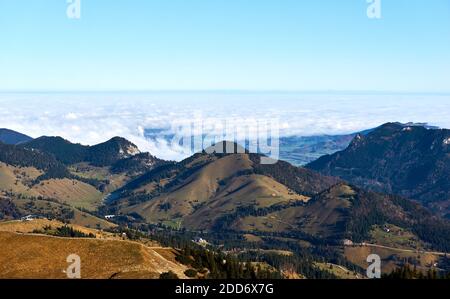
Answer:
[
  {"left": 0, "top": 142, "right": 70, "bottom": 180},
  {"left": 22, "top": 136, "right": 144, "bottom": 167},
  {"left": 307, "top": 122, "right": 450, "bottom": 217},
  {"left": 22, "top": 136, "right": 87, "bottom": 164},
  {"left": 0, "top": 129, "right": 33, "bottom": 145}
]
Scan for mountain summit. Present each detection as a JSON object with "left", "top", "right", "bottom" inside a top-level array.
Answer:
[
  {"left": 22, "top": 136, "right": 141, "bottom": 167},
  {"left": 87, "top": 137, "right": 141, "bottom": 166}
]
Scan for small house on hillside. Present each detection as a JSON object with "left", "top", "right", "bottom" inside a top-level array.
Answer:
[
  {"left": 21, "top": 215, "right": 36, "bottom": 222},
  {"left": 193, "top": 237, "right": 209, "bottom": 246},
  {"left": 343, "top": 239, "right": 354, "bottom": 246}
]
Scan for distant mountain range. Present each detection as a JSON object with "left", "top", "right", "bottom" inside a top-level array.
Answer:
[{"left": 1, "top": 123, "right": 449, "bottom": 278}]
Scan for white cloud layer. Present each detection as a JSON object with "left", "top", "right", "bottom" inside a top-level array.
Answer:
[{"left": 1, "top": 92, "right": 449, "bottom": 161}]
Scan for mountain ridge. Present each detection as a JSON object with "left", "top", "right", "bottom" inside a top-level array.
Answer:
[
  {"left": 22, "top": 136, "right": 144, "bottom": 167},
  {"left": 1, "top": 126, "right": 450, "bottom": 277},
  {"left": 307, "top": 122, "right": 450, "bottom": 217},
  {"left": 0, "top": 129, "right": 33, "bottom": 145}
]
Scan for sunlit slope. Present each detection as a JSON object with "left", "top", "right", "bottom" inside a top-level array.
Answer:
[
  {"left": 123, "top": 153, "right": 315, "bottom": 229},
  {"left": 10, "top": 198, "right": 115, "bottom": 230},
  {"left": 0, "top": 231, "right": 187, "bottom": 279},
  {"left": 231, "top": 183, "right": 354, "bottom": 238},
  {"left": 0, "top": 163, "right": 103, "bottom": 211},
  {"left": 31, "top": 178, "right": 103, "bottom": 210},
  {"left": 0, "top": 162, "right": 41, "bottom": 196}
]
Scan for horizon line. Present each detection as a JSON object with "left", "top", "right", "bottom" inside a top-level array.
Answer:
[{"left": 1, "top": 89, "right": 450, "bottom": 96}]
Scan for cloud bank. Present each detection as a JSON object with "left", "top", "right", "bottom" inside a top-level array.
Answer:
[{"left": 1, "top": 92, "right": 449, "bottom": 161}]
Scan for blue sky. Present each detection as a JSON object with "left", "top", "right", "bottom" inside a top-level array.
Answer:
[{"left": 0, "top": 0, "right": 449, "bottom": 92}]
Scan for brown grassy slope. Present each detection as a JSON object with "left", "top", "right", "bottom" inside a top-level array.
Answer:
[
  {"left": 0, "top": 219, "right": 114, "bottom": 239},
  {"left": 124, "top": 154, "right": 311, "bottom": 229},
  {"left": 0, "top": 162, "right": 105, "bottom": 211},
  {"left": 183, "top": 174, "right": 310, "bottom": 230},
  {"left": 0, "top": 162, "right": 41, "bottom": 196},
  {"left": 31, "top": 178, "right": 103, "bottom": 210},
  {"left": 315, "top": 262, "right": 363, "bottom": 279},
  {"left": 124, "top": 154, "right": 253, "bottom": 221},
  {"left": 231, "top": 184, "right": 353, "bottom": 238},
  {"left": 344, "top": 245, "right": 440, "bottom": 275},
  {"left": 69, "top": 162, "right": 130, "bottom": 194},
  {"left": 0, "top": 231, "right": 188, "bottom": 279},
  {"left": 12, "top": 198, "right": 115, "bottom": 230}
]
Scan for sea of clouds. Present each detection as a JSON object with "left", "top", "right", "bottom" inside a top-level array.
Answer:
[{"left": 1, "top": 92, "right": 449, "bottom": 161}]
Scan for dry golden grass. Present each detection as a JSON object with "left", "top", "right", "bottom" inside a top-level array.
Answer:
[
  {"left": 232, "top": 190, "right": 350, "bottom": 237},
  {"left": 243, "top": 234, "right": 263, "bottom": 243},
  {"left": 232, "top": 214, "right": 292, "bottom": 233},
  {"left": 344, "top": 246, "right": 440, "bottom": 274},
  {"left": 0, "top": 219, "right": 114, "bottom": 239},
  {"left": 0, "top": 162, "right": 41, "bottom": 196},
  {"left": 125, "top": 154, "right": 253, "bottom": 221},
  {"left": 0, "top": 231, "right": 188, "bottom": 279},
  {"left": 69, "top": 163, "right": 130, "bottom": 194},
  {"left": 69, "top": 163, "right": 111, "bottom": 180},
  {"left": 250, "top": 249, "right": 293, "bottom": 256},
  {"left": 31, "top": 178, "right": 103, "bottom": 210},
  {"left": 183, "top": 174, "right": 310, "bottom": 230},
  {"left": 12, "top": 198, "right": 116, "bottom": 230},
  {"left": 71, "top": 209, "right": 116, "bottom": 230},
  {"left": 282, "top": 269, "right": 304, "bottom": 279},
  {"left": 125, "top": 154, "right": 312, "bottom": 231},
  {"left": 0, "top": 219, "right": 70, "bottom": 233},
  {"left": 315, "top": 262, "right": 363, "bottom": 279},
  {"left": 216, "top": 174, "right": 310, "bottom": 206}
]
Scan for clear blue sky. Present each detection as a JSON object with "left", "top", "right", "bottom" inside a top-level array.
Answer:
[{"left": 0, "top": 0, "right": 449, "bottom": 92}]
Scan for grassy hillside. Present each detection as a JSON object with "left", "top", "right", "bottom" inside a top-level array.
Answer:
[
  {"left": 201, "top": 182, "right": 450, "bottom": 253},
  {"left": 9, "top": 136, "right": 164, "bottom": 203},
  {"left": 314, "top": 262, "right": 363, "bottom": 279},
  {"left": 344, "top": 245, "right": 443, "bottom": 275},
  {"left": 31, "top": 178, "right": 103, "bottom": 211},
  {"left": 0, "top": 230, "right": 188, "bottom": 279},
  {"left": 0, "top": 219, "right": 106, "bottom": 237},
  {"left": 0, "top": 162, "right": 42, "bottom": 196},
  {"left": 182, "top": 174, "right": 310, "bottom": 230},
  {"left": 103, "top": 147, "right": 450, "bottom": 254},
  {"left": 0, "top": 162, "right": 104, "bottom": 211},
  {"left": 2, "top": 134, "right": 449, "bottom": 279},
  {"left": 231, "top": 184, "right": 353, "bottom": 239},
  {"left": 115, "top": 152, "right": 324, "bottom": 230},
  {"left": 2, "top": 196, "right": 115, "bottom": 230}
]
